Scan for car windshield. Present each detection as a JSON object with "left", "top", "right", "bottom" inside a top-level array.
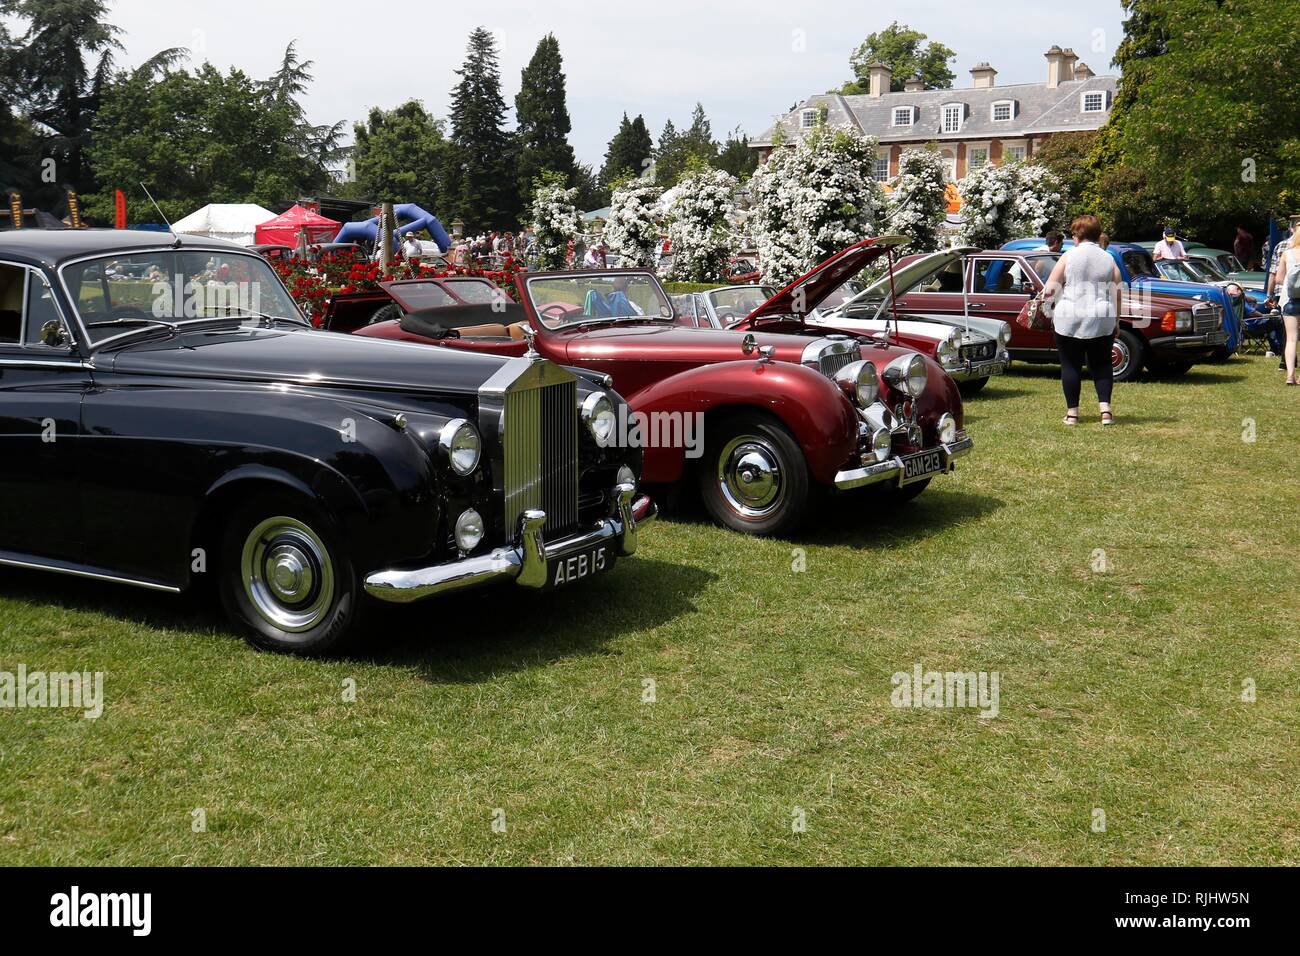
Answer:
[
  {"left": 1188, "top": 257, "right": 1229, "bottom": 281},
  {"left": 1122, "top": 250, "right": 1158, "bottom": 279},
  {"left": 1157, "top": 259, "right": 1204, "bottom": 283},
  {"left": 707, "top": 286, "right": 778, "bottom": 322},
  {"left": 62, "top": 250, "right": 303, "bottom": 345},
  {"left": 441, "top": 277, "right": 500, "bottom": 304},
  {"left": 383, "top": 281, "right": 457, "bottom": 309},
  {"left": 526, "top": 273, "right": 673, "bottom": 328}
]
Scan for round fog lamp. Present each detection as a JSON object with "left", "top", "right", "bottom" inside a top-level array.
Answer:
[
  {"left": 871, "top": 427, "right": 892, "bottom": 462},
  {"left": 454, "top": 508, "right": 485, "bottom": 552},
  {"left": 616, "top": 464, "right": 637, "bottom": 491},
  {"left": 937, "top": 413, "right": 958, "bottom": 445}
]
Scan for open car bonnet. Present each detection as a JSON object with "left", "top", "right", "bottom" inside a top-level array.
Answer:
[
  {"left": 743, "top": 237, "right": 909, "bottom": 323},
  {"left": 827, "top": 245, "right": 982, "bottom": 316}
]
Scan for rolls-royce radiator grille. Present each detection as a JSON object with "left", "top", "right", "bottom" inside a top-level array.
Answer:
[
  {"left": 818, "top": 349, "right": 858, "bottom": 379},
  {"left": 503, "top": 380, "right": 579, "bottom": 540}
]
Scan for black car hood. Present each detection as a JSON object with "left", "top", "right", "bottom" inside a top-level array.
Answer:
[{"left": 102, "top": 325, "right": 511, "bottom": 396}]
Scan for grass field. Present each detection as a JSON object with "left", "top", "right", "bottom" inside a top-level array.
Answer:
[{"left": 1, "top": 354, "right": 1297, "bottom": 865}]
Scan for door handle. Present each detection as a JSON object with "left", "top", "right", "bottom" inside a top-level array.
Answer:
[{"left": 967, "top": 303, "right": 986, "bottom": 310}]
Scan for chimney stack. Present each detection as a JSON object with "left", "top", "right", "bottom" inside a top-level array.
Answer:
[
  {"left": 970, "top": 62, "right": 997, "bottom": 89},
  {"left": 1062, "top": 48, "right": 1079, "bottom": 81},
  {"left": 1073, "top": 61, "right": 1095, "bottom": 80},
  {"left": 1045, "top": 45, "right": 1069, "bottom": 88},
  {"left": 867, "top": 61, "right": 893, "bottom": 98},
  {"left": 903, "top": 75, "right": 925, "bottom": 92}
]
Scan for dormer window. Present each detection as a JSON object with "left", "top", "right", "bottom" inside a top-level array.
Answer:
[
  {"left": 991, "top": 100, "right": 1016, "bottom": 122},
  {"left": 892, "top": 106, "right": 914, "bottom": 127},
  {"left": 801, "top": 109, "right": 817, "bottom": 129},
  {"left": 942, "top": 104, "right": 964, "bottom": 134},
  {"left": 1081, "top": 91, "right": 1107, "bottom": 113}
]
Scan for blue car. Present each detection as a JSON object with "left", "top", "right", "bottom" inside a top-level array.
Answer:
[{"left": 1002, "top": 239, "right": 1242, "bottom": 356}]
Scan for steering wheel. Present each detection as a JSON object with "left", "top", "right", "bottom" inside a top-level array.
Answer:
[{"left": 539, "top": 303, "right": 572, "bottom": 322}]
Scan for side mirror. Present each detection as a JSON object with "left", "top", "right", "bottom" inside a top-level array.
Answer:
[
  {"left": 741, "top": 333, "right": 758, "bottom": 356},
  {"left": 40, "top": 320, "right": 70, "bottom": 348}
]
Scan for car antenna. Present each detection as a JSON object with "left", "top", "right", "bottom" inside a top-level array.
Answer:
[{"left": 140, "top": 182, "right": 182, "bottom": 249}]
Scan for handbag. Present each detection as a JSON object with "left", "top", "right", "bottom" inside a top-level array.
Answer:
[{"left": 1017, "top": 294, "right": 1054, "bottom": 331}]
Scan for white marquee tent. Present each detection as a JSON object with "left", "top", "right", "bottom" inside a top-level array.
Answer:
[{"left": 171, "top": 203, "right": 276, "bottom": 245}]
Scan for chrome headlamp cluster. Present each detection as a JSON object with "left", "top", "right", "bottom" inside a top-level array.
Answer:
[
  {"left": 883, "top": 352, "right": 929, "bottom": 398},
  {"left": 935, "top": 329, "right": 963, "bottom": 368},
  {"left": 582, "top": 392, "right": 618, "bottom": 446},
  {"left": 439, "top": 419, "right": 482, "bottom": 476},
  {"left": 834, "top": 359, "right": 880, "bottom": 408}
]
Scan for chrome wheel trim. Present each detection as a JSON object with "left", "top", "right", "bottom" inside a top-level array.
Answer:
[
  {"left": 241, "top": 516, "right": 335, "bottom": 633},
  {"left": 717, "top": 435, "right": 784, "bottom": 519},
  {"left": 1111, "top": 339, "right": 1131, "bottom": 377}
]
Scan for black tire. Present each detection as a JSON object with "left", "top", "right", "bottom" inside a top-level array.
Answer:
[
  {"left": 367, "top": 303, "right": 404, "bottom": 326},
  {"left": 958, "top": 376, "right": 989, "bottom": 397},
  {"left": 1152, "top": 360, "right": 1193, "bottom": 377},
  {"left": 218, "top": 493, "right": 362, "bottom": 655},
  {"left": 698, "top": 411, "right": 810, "bottom": 537},
  {"left": 1110, "top": 329, "right": 1146, "bottom": 382}
]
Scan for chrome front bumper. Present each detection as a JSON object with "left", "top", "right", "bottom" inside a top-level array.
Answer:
[
  {"left": 1149, "top": 329, "right": 1229, "bottom": 349},
  {"left": 363, "top": 484, "right": 656, "bottom": 604},
  {"left": 834, "top": 434, "right": 974, "bottom": 491}
]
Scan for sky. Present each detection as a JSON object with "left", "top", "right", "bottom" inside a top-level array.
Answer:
[{"left": 96, "top": 0, "right": 1126, "bottom": 168}]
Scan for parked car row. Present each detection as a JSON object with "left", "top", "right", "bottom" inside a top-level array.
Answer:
[{"left": 0, "top": 230, "right": 982, "bottom": 656}]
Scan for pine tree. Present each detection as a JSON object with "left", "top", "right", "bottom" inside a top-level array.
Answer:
[
  {"left": 447, "top": 26, "right": 517, "bottom": 230},
  {"left": 600, "top": 112, "right": 653, "bottom": 186},
  {"left": 514, "top": 33, "right": 576, "bottom": 205}
]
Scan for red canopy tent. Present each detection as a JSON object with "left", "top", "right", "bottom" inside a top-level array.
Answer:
[{"left": 253, "top": 204, "right": 341, "bottom": 247}]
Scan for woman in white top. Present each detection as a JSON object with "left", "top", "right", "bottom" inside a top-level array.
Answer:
[
  {"left": 1041, "top": 215, "right": 1124, "bottom": 425},
  {"left": 1271, "top": 219, "right": 1300, "bottom": 385}
]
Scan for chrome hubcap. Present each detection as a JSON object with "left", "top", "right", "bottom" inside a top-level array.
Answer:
[
  {"left": 1112, "top": 341, "right": 1130, "bottom": 375},
  {"left": 718, "top": 436, "right": 784, "bottom": 519},
  {"left": 241, "top": 517, "right": 334, "bottom": 633}
]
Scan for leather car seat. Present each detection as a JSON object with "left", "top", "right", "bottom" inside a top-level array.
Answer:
[
  {"left": 508, "top": 323, "right": 528, "bottom": 340},
  {"left": 456, "top": 323, "right": 509, "bottom": 338}
]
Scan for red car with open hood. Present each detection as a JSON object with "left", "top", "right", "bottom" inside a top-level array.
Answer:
[{"left": 344, "top": 267, "right": 973, "bottom": 536}]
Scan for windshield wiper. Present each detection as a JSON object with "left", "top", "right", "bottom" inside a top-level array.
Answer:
[{"left": 85, "top": 317, "right": 182, "bottom": 333}]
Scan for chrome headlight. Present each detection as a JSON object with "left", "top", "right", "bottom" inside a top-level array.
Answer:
[
  {"left": 936, "top": 412, "right": 958, "bottom": 445},
  {"left": 997, "top": 322, "right": 1013, "bottom": 348},
  {"left": 582, "top": 392, "right": 617, "bottom": 447},
  {"left": 870, "top": 426, "right": 892, "bottom": 462},
  {"left": 883, "top": 352, "right": 929, "bottom": 398},
  {"left": 935, "top": 330, "right": 962, "bottom": 367},
  {"left": 439, "top": 419, "right": 482, "bottom": 476},
  {"left": 454, "top": 508, "right": 484, "bottom": 551},
  {"left": 834, "top": 359, "right": 880, "bottom": 408}
]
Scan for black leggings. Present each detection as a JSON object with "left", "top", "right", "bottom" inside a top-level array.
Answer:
[{"left": 1055, "top": 332, "right": 1114, "bottom": 408}]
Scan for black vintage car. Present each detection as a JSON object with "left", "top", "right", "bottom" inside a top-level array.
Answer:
[{"left": 0, "top": 230, "right": 655, "bottom": 654}]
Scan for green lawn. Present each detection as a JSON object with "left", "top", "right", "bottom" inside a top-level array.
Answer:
[{"left": 1, "top": 355, "right": 1297, "bottom": 865}]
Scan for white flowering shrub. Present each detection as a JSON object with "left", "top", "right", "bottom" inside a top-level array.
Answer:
[
  {"left": 886, "top": 147, "right": 948, "bottom": 254},
  {"left": 529, "top": 175, "right": 580, "bottom": 270},
  {"left": 957, "top": 161, "right": 1068, "bottom": 248},
  {"left": 956, "top": 163, "right": 1018, "bottom": 249},
  {"left": 749, "top": 126, "right": 886, "bottom": 286},
  {"left": 665, "top": 166, "right": 737, "bottom": 282},
  {"left": 605, "top": 179, "right": 663, "bottom": 267},
  {"left": 1011, "top": 163, "right": 1067, "bottom": 238}
]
